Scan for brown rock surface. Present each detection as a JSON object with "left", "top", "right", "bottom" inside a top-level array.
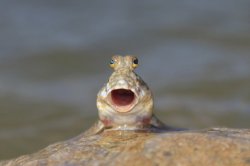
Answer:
[{"left": 1, "top": 128, "right": 250, "bottom": 166}]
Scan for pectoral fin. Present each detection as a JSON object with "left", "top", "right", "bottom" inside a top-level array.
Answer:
[
  {"left": 150, "top": 114, "right": 187, "bottom": 132},
  {"left": 82, "top": 120, "right": 105, "bottom": 137},
  {"left": 150, "top": 114, "right": 166, "bottom": 128},
  {"left": 150, "top": 114, "right": 177, "bottom": 131}
]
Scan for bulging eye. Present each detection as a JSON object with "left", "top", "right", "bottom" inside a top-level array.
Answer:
[
  {"left": 110, "top": 59, "right": 114, "bottom": 64},
  {"left": 109, "top": 59, "right": 115, "bottom": 68},
  {"left": 132, "top": 57, "right": 138, "bottom": 68}
]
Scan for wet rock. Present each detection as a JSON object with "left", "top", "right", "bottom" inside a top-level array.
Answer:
[{"left": 1, "top": 128, "right": 250, "bottom": 166}]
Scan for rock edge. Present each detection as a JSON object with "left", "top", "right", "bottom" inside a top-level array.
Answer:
[{"left": 1, "top": 128, "right": 250, "bottom": 166}]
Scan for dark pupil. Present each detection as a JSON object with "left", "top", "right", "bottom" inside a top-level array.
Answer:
[
  {"left": 110, "top": 59, "right": 114, "bottom": 64},
  {"left": 133, "top": 58, "right": 138, "bottom": 64}
]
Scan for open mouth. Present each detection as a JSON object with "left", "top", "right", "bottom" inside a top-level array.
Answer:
[{"left": 110, "top": 89, "right": 136, "bottom": 112}]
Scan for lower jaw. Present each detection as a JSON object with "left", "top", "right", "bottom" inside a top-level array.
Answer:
[
  {"left": 102, "top": 116, "right": 151, "bottom": 129},
  {"left": 113, "top": 104, "right": 135, "bottom": 113}
]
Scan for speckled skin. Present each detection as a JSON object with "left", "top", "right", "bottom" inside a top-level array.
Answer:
[{"left": 83, "top": 55, "right": 165, "bottom": 136}]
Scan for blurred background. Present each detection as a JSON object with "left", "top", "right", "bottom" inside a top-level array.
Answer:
[{"left": 0, "top": 0, "right": 250, "bottom": 160}]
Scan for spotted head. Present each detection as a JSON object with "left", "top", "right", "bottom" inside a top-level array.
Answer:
[{"left": 97, "top": 55, "right": 153, "bottom": 129}]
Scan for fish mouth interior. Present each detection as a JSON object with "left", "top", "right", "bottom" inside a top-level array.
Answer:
[{"left": 111, "top": 89, "right": 135, "bottom": 107}]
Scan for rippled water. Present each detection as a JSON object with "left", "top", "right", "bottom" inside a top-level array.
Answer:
[{"left": 0, "top": 0, "right": 250, "bottom": 160}]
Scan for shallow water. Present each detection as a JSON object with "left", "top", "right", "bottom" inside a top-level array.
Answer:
[{"left": 0, "top": 0, "right": 250, "bottom": 160}]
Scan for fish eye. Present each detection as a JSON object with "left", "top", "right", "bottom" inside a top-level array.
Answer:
[
  {"left": 132, "top": 57, "right": 138, "bottom": 68},
  {"left": 110, "top": 59, "right": 114, "bottom": 64},
  {"left": 109, "top": 58, "right": 115, "bottom": 68},
  {"left": 133, "top": 58, "right": 138, "bottom": 65}
]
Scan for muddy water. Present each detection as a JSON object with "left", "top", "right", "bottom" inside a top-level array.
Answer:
[{"left": 0, "top": 0, "right": 250, "bottom": 160}]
